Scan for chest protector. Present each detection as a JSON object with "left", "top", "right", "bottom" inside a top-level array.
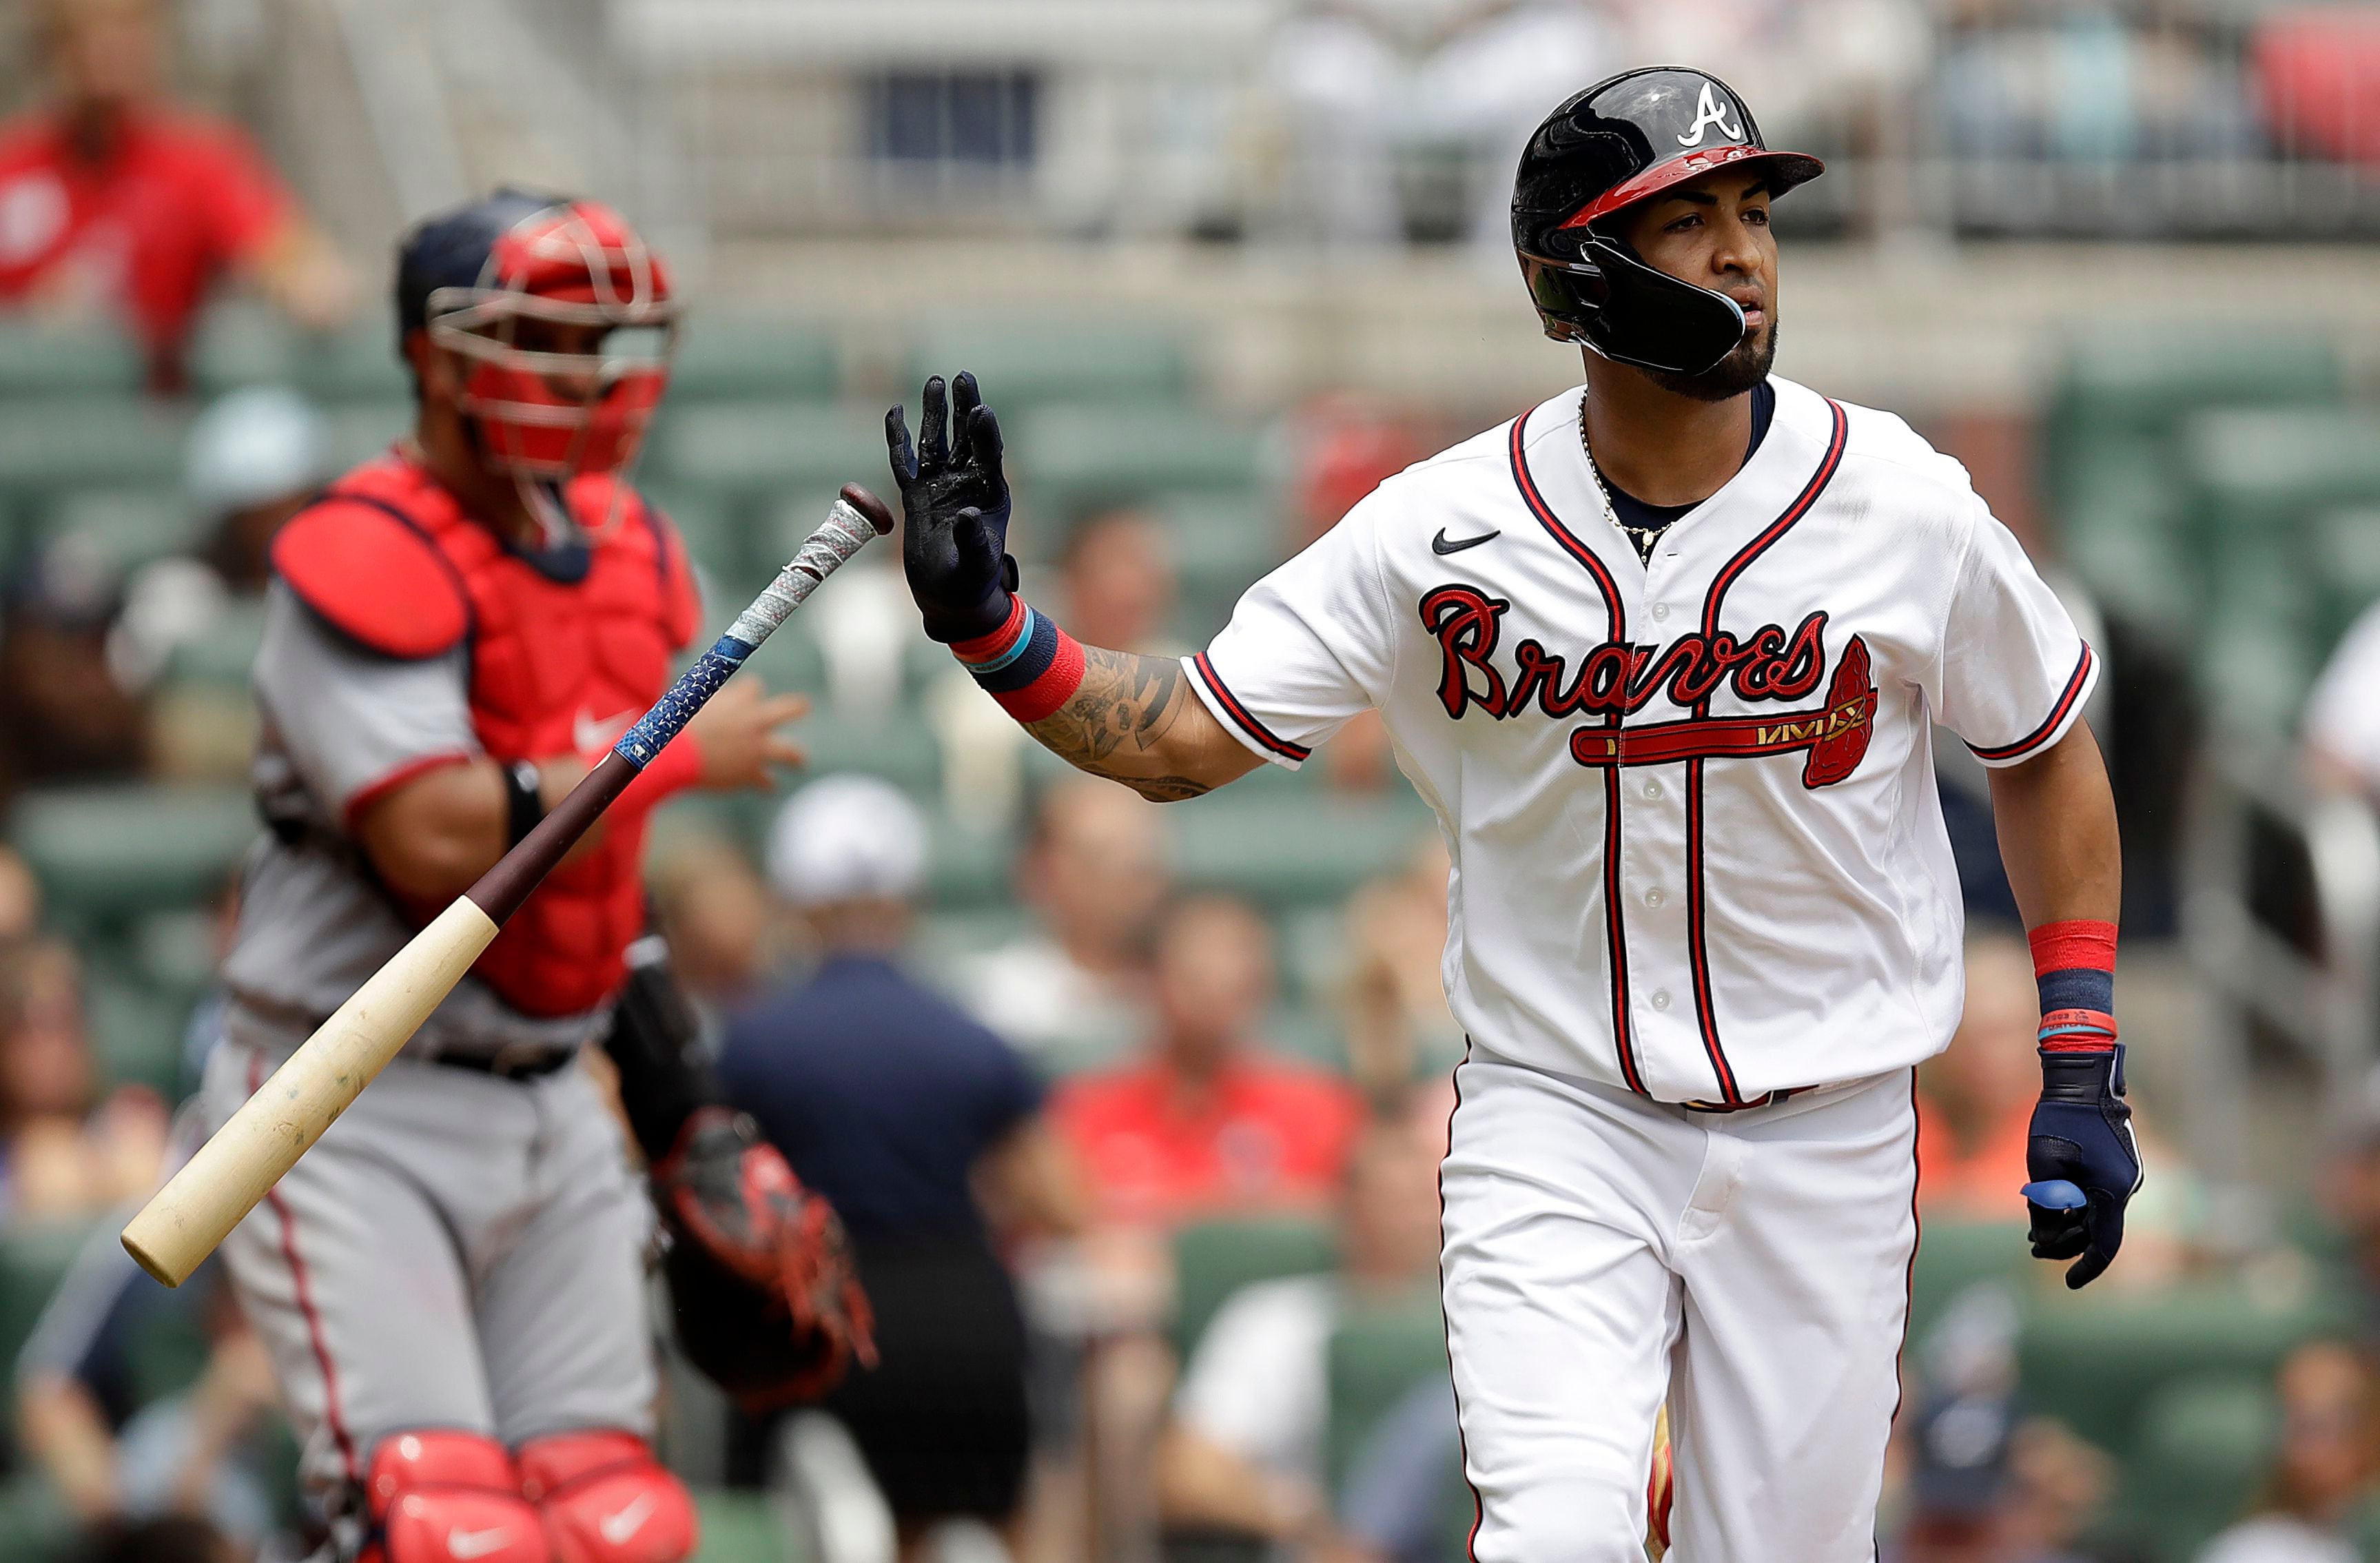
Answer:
[{"left": 272, "top": 451, "right": 701, "bottom": 1018}]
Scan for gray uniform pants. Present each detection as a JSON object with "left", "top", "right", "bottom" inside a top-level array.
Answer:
[{"left": 202, "top": 1034, "right": 657, "bottom": 1509}]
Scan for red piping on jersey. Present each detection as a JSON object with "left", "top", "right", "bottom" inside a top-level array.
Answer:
[
  {"left": 1508, "top": 412, "right": 1646, "bottom": 1096},
  {"left": 249, "top": 1051, "right": 361, "bottom": 1485},
  {"left": 1438, "top": 1042, "right": 1484, "bottom": 1563},
  {"left": 1967, "top": 644, "right": 2094, "bottom": 762},
  {"left": 1685, "top": 398, "right": 1849, "bottom": 1105},
  {"left": 1882, "top": 1069, "right": 1924, "bottom": 1542},
  {"left": 1191, "top": 653, "right": 1313, "bottom": 762}
]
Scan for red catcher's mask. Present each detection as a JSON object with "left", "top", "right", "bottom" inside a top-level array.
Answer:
[{"left": 424, "top": 200, "right": 677, "bottom": 482}]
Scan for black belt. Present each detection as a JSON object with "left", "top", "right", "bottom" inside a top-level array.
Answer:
[
  {"left": 429, "top": 1044, "right": 581, "bottom": 1081},
  {"left": 1681, "top": 1087, "right": 1801, "bottom": 1114}
]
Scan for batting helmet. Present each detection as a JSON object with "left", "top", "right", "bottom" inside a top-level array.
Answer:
[
  {"left": 396, "top": 187, "right": 677, "bottom": 483},
  {"left": 1512, "top": 68, "right": 1823, "bottom": 376}
]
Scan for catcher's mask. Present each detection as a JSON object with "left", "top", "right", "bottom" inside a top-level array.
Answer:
[
  {"left": 397, "top": 188, "right": 677, "bottom": 520},
  {"left": 1512, "top": 67, "right": 1822, "bottom": 376}
]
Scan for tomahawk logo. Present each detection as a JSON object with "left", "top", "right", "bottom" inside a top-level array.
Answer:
[{"left": 1676, "top": 83, "right": 1743, "bottom": 148}]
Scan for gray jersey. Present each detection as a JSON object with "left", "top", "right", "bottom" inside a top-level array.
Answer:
[{"left": 219, "top": 584, "right": 604, "bottom": 1061}]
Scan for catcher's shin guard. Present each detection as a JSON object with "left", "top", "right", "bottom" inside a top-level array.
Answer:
[
  {"left": 517, "top": 1431, "right": 697, "bottom": 1563},
  {"left": 360, "top": 1431, "right": 546, "bottom": 1563}
]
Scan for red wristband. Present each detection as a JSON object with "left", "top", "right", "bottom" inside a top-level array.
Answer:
[{"left": 2028, "top": 919, "right": 2117, "bottom": 974}]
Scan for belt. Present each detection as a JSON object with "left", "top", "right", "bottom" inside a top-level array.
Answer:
[
  {"left": 1681, "top": 1087, "right": 1801, "bottom": 1114},
  {"left": 429, "top": 1043, "right": 581, "bottom": 1081}
]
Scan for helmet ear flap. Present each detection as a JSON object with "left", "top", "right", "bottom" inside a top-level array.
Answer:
[{"left": 1574, "top": 235, "right": 1747, "bottom": 376}]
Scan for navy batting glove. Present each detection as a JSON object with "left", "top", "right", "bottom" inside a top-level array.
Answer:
[
  {"left": 886, "top": 371, "right": 1018, "bottom": 642},
  {"left": 2022, "top": 1043, "right": 2142, "bottom": 1290}
]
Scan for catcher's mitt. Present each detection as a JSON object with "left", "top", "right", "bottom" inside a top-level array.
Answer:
[{"left": 652, "top": 1107, "right": 876, "bottom": 1409}]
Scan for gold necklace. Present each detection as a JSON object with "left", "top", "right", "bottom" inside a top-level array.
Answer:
[{"left": 1579, "top": 399, "right": 1666, "bottom": 559}]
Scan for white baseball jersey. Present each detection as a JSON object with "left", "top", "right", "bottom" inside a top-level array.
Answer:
[{"left": 1185, "top": 377, "right": 2094, "bottom": 1106}]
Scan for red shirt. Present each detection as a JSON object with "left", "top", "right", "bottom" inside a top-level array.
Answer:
[
  {"left": 0, "top": 107, "right": 290, "bottom": 375},
  {"left": 1054, "top": 1052, "right": 1365, "bottom": 1227}
]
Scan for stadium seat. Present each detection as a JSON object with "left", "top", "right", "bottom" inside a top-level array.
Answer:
[
  {"left": 185, "top": 303, "right": 296, "bottom": 394},
  {"left": 163, "top": 600, "right": 270, "bottom": 693},
  {"left": 0, "top": 1218, "right": 104, "bottom": 1424},
  {"left": 645, "top": 403, "right": 885, "bottom": 499},
  {"left": 693, "top": 1489, "right": 788, "bottom": 1562},
  {"left": 792, "top": 708, "right": 941, "bottom": 797},
  {"left": 644, "top": 484, "right": 751, "bottom": 587},
  {"left": 33, "top": 487, "right": 192, "bottom": 575},
  {"left": 1159, "top": 491, "right": 1286, "bottom": 639},
  {"left": 668, "top": 318, "right": 838, "bottom": 402},
  {"left": 2118, "top": 1373, "right": 2275, "bottom": 1563},
  {"left": 905, "top": 323, "right": 1191, "bottom": 409},
  {"left": 1171, "top": 791, "right": 1433, "bottom": 908},
  {"left": 325, "top": 400, "right": 411, "bottom": 469},
  {"left": 1324, "top": 1289, "right": 1472, "bottom": 1563},
  {"left": 1905, "top": 1220, "right": 2028, "bottom": 1351},
  {"left": 298, "top": 322, "right": 413, "bottom": 403},
  {"left": 2315, "top": 508, "right": 2380, "bottom": 655},
  {"left": 1170, "top": 1214, "right": 1335, "bottom": 1362},
  {"left": 0, "top": 400, "right": 187, "bottom": 501},
  {"left": 9, "top": 784, "right": 257, "bottom": 929},
  {"left": 922, "top": 815, "right": 1010, "bottom": 910},
  {"left": 83, "top": 952, "right": 195, "bottom": 1099},
  {"left": 0, "top": 320, "right": 145, "bottom": 397},
  {"left": 1013, "top": 405, "right": 1269, "bottom": 513}
]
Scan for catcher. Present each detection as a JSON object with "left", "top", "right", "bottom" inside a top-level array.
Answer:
[{"left": 198, "top": 188, "right": 868, "bottom": 1563}]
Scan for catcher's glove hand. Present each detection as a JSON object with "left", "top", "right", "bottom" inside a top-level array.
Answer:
[
  {"left": 652, "top": 1107, "right": 876, "bottom": 1407},
  {"left": 886, "top": 370, "right": 1016, "bottom": 642}
]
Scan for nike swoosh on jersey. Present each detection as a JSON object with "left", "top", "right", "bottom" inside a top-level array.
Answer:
[
  {"left": 1431, "top": 528, "right": 1500, "bottom": 555},
  {"left": 599, "top": 1494, "right": 657, "bottom": 1545},
  {"left": 447, "top": 1526, "right": 513, "bottom": 1560},
  {"left": 573, "top": 706, "right": 637, "bottom": 757}
]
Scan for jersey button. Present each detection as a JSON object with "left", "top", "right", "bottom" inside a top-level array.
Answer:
[
  {"left": 1643, "top": 779, "right": 1663, "bottom": 799},
  {"left": 1645, "top": 888, "right": 1665, "bottom": 908},
  {"left": 1651, "top": 990, "right": 1672, "bottom": 1010},
  {"left": 1652, "top": 604, "right": 1670, "bottom": 621}
]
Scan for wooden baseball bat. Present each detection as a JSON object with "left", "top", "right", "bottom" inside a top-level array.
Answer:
[{"left": 121, "top": 484, "right": 896, "bottom": 1287}]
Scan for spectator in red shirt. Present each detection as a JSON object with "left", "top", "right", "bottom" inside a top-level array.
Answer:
[
  {"left": 1055, "top": 894, "right": 1364, "bottom": 1227},
  {"left": 0, "top": 0, "right": 352, "bottom": 387}
]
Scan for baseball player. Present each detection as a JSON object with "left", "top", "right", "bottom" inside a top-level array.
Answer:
[
  {"left": 885, "top": 68, "right": 2136, "bottom": 1560},
  {"left": 203, "top": 190, "right": 866, "bottom": 1563}
]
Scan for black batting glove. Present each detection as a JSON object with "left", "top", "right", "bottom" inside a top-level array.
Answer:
[
  {"left": 886, "top": 371, "right": 1017, "bottom": 643},
  {"left": 2022, "top": 1044, "right": 2143, "bottom": 1289}
]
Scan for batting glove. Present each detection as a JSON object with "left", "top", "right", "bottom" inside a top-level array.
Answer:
[
  {"left": 2022, "top": 1042, "right": 2143, "bottom": 1290},
  {"left": 886, "top": 371, "right": 1017, "bottom": 642}
]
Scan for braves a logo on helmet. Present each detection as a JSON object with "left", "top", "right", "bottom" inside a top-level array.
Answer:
[
  {"left": 1676, "top": 82, "right": 1745, "bottom": 148},
  {"left": 1420, "top": 585, "right": 1876, "bottom": 789}
]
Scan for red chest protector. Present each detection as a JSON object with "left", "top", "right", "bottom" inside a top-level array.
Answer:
[{"left": 272, "top": 451, "right": 701, "bottom": 1018}]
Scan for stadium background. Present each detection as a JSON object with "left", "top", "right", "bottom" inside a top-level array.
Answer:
[{"left": 3, "top": 1, "right": 2380, "bottom": 1561}]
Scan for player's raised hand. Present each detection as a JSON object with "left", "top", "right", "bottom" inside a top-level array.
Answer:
[
  {"left": 886, "top": 371, "right": 1018, "bottom": 642},
  {"left": 686, "top": 677, "right": 808, "bottom": 790},
  {"left": 2021, "top": 1046, "right": 2143, "bottom": 1289}
]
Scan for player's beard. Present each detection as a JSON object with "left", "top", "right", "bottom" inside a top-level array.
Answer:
[{"left": 1646, "top": 317, "right": 1778, "bottom": 402}]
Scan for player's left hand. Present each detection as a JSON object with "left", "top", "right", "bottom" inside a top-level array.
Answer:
[
  {"left": 886, "top": 371, "right": 1017, "bottom": 642},
  {"left": 2021, "top": 1044, "right": 2143, "bottom": 1290}
]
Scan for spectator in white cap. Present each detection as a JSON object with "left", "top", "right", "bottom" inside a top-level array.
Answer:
[
  {"left": 185, "top": 385, "right": 329, "bottom": 594},
  {"left": 721, "top": 775, "right": 1085, "bottom": 1562}
]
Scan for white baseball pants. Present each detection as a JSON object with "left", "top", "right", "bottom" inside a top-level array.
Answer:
[{"left": 1439, "top": 1048, "right": 1919, "bottom": 1562}]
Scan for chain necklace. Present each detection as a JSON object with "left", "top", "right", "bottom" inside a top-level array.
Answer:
[{"left": 1579, "top": 398, "right": 1668, "bottom": 563}]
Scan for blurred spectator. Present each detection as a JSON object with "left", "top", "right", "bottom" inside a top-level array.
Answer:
[
  {"left": 650, "top": 828, "right": 780, "bottom": 1017},
  {"left": 1054, "top": 507, "right": 1179, "bottom": 654},
  {"left": 1153, "top": 1108, "right": 1444, "bottom": 1549},
  {"left": 2304, "top": 598, "right": 2380, "bottom": 801},
  {"left": 0, "top": 938, "right": 167, "bottom": 1217},
  {"left": 1337, "top": 831, "right": 1457, "bottom": 1103},
  {"left": 182, "top": 387, "right": 329, "bottom": 595},
  {"left": 0, "top": 535, "right": 147, "bottom": 795},
  {"left": 1055, "top": 895, "right": 1364, "bottom": 1228},
  {"left": 2197, "top": 1341, "right": 2378, "bottom": 1563},
  {"left": 1286, "top": 396, "right": 1425, "bottom": 551},
  {"left": 1326, "top": 1373, "right": 1461, "bottom": 1563},
  {"left": 0, "top": 841, "right": 44, "bottom": 945},
  {"left": 721, "top": 775, "right": 1086, "bottom": 1561},
  {"left": 965, "top": 777, "right": 1170, "bottom": 1066},
  {"left": 2255, "top": 10, "right": 2380, "bottom": 167},
  {"left": 0, "top": 0, "right": 352, "bottom": 387},
  {"left": 76, "top": 1514, "right": 247, "bottom": 1563},
  {"left": 16, "top": 1240, "right": 285, "bottom": 1553},
  {"left": 1917, "top": 929, "right": 2040, "bottom": 1220}
]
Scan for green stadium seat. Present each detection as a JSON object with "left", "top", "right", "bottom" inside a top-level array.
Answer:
[
  {"left": 2015, "top": 1281, "right": 2350, "bottom": 1466},
  {"left": 1159, "top": 491, "right": 1284, "bottom": 639},
  {"left": 163, "top": 599, "right": 270, "bottom": 692},
  {"left": 185, "top": 304, "right": 296, "bottom": 394},
  {"left": 84, "top": 955, "right": 194, "bottom": 1099},
  {"left": 907, "top": 324, "right": 1190, "bottom": 408},
  {"left": 1014, "top": 406, "right": 1267, "bottom": 512},
  {"left": 298, "top": 322, "right": 412, "bottom": 403},
  {"left": 693, "top": 1489, "right": 788, "bottom": 1562},
  {"left": 645, "top": 404, "right": 884, "bottom": 499},
  {"left": 0, "top": 1469, "right": 75, "bottom": 1563},
  {"left": 1171, "top": 1214, "right": 1335, "bottom": 1361},
  {"left": 0, "top": 399, "right": 187, "bottom": 500},
  {"left": 325, "top": 400, "right": 411, "bottom": 468},
  {"left": 2315, "top": 509, "right": 2380, "bottom": 653},
  {"left": 10, "top": 784, "right": 257, "bottom": 928},
  {"left": 668, "top": 319, "right": 838, "bottom": 401},
  {"left": 924, "top": 815, "right": 1010, "bottom": 910},
  {"left": 1171, "top": 791, "right": 1432, "bottom": 908},
  {"left": 792, "top": 707, "right": 940, "bottom": 797},
  {"left": 1906, "top": 1220, "right": 2027, "bottom": 1351},
  {"left": 34, "top": 487, "right": 192, "bottom": 574},
  {"left": 1324, "top": 1288, "right": 1468, "bottom": 1561},
  {"left": 0, "top": 321, "right": 144, "bottom": 397},
  {"left": 2119, "top": 1374, "right": 2275, "bottom": 1563},
  {"left": 0, "top": 1218, "right": 103, "bottom": 1417},
  {"left": 644, "top": 484, "right": 750, "bottom": 587}
]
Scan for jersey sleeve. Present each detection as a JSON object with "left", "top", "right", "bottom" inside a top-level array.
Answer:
[
  {"left": 1927, "top": 505, "right": 2099, "bottom": 768},
  {"left": 1185, "top": 493, "right": 1400, "bottom": 769},
  {"left": 253, "top": 582, "right": 479, "bottom": 826}
]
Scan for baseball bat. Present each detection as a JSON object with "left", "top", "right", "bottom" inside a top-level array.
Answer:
[{"left": 121, "top": 484, "right": 896, "bottom": 1287}]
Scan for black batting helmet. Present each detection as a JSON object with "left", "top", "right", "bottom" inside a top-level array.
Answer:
[{"left": 1512, "top": 68, "right": 1823, "bottom": 376}]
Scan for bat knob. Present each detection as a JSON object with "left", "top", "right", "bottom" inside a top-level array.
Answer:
[
  {"left": 840, "top": 484, "right": 896, "bottom": 535},
  {"left": 2022, "top": 1179, "right": 2089, "bottom": 1212}
]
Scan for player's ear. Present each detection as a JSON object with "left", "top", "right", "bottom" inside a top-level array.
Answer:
[{"left": 402, "top": 327, "right": 457, "bottom": 402}]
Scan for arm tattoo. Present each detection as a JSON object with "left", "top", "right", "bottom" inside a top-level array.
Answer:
[{"left": 1024, "top": 648, "right": 1213, "bottom": 800}]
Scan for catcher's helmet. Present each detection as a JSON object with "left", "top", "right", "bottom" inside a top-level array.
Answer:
[
  {"left": 1512, "top": 68, "right": 1823, "bottom": 376},
  {"left": 395, "top": 187, "right": 677, "bottom": 482}
]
